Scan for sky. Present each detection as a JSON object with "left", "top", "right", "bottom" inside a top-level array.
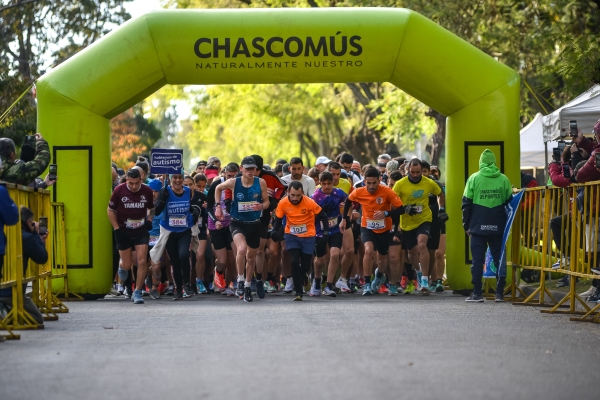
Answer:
[{"left": 124, "top": 0, "right": 165, "bottom": 19}]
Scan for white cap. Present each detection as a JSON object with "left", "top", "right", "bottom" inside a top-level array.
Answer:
[{"left": 315, "top": 156, "right": 332, "bottom": 166}]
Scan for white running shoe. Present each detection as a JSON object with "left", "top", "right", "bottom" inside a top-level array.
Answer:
[
  {"left": 309, "top": 283, "right": 321, "bottom": 297},
  {"left": 335, "top": 278, "right": 350, "bottom": 293},
  {"left": 323, "top": 286, "right": 337, "bottom": 297},
  {"left": 551, "top": 257, "right": 570, "bottom": 270},
  {"left": 283, "top": 278, "right": 294, "bottom": 293},
  {"left": 580, "top": 286, "right": 596, "bottom": 298},
  {"left": 223, "top": 287, "right": 236, "bottom": 296}
]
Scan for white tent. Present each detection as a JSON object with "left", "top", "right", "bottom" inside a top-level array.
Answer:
[
  {"left": 543, "top": 85, "right": 600, "bottom": 142},
  {"left": 520, "top": 112, "right": 550, "bottom": 167}
]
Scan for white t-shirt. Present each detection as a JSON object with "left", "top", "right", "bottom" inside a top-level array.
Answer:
[{"left": 281, "top": 174, "right": 316, "bottom": 197}]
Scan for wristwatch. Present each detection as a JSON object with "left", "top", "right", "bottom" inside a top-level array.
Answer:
[{"left": 384, "top": 211, "right": 389, "bottom": 217}]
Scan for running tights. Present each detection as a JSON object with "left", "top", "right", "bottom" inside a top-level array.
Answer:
[
  {"left": 165, "top": 229, "right": 192, "bottom": 291},
  {"left": 288, "top": 248, "right": 312, "bottom": 295}
]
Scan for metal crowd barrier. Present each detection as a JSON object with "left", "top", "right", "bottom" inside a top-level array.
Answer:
[
  {"left": 0, "top": 182, "right": 71, "bottom": 340},
  {"left": 510, "top": 180, "right": 600, "bottom": 323}
]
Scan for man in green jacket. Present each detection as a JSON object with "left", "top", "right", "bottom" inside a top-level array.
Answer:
[
  {"left": 0, "top": 134, "right": 50, "bottom": 186},
  {"left": 462, "top": 149, "right": 512, "bottom": 303}
]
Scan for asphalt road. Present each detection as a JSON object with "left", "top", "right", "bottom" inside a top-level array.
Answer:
[{"left": 1, "top": 290, "right": 599, "bottom": 400}]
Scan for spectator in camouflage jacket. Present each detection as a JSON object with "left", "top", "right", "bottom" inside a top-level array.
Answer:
[{"left": 0, "top": 133, "right": 50, "bottom": 186}]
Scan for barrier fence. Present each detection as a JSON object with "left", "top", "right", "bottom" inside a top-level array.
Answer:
[
  {"left": 510, "top": 180, "right": 600, "bottom": 323},
  {"left": 0, "top": 182, "right": 70, "bottom": 340}
]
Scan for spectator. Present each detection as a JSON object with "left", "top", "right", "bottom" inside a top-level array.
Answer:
[
  {"left": 462, "top": 149, "right": 512, "bottom": 302},
  {"left": 574, "top": 119, "right": 600, "bottom": 183},
  {"left": 0, "top": 183, "right": 19, "bottom": 281},
  {"left": 548, "top": 146, "right": 573, "bottom": 188},
  {"left": 0, "top": 206, "right": 47, "bottom": 326},
  {"left": 0, "top": 134, "right": 50, "bottom": 186}
]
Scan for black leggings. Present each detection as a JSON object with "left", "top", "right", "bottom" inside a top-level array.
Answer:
[
  {"left": 288, "top": 248, "right": 312, "bottom": 295},
  {"left": 166, "top": 229, "right": 192, "bottom": 291}
]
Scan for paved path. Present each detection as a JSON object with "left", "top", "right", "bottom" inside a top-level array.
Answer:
[{"left": 1, "top": 291, "right": 599, "bottom": 400}]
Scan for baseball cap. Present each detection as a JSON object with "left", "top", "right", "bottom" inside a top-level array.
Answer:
[
  {"left": 148, "top": 179, "right": 163, "bottom": 191},
  {"left": 241, "top": 156, "right": 258, "bottom": 169},
  {"left": 315, "top": 156, "right": 332, "bottom": 166},
  {"left": 204, "top": 165, "right": 219, "bottom": 179},
  {"left": 282, "top": 163, "right": 290, "bottom": 176},
  {"left": 250, "top": 154, "right": 264, "bottom": 170},
  {"left": 196, "top": 160, "right": 207, "bottom": 168}
]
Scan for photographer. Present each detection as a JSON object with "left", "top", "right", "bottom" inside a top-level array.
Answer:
[
  {"left": 548, "top": 146, "right": 573, "bottom": 188},
  {"left": 0, "top": 206, "right": 47, "bottom": 326},
  {"left": 574, "top": 119, "right": 600, "bottom": 183},
  {"left": 0, "top": 134, "right": 50, "bottom": 186}
]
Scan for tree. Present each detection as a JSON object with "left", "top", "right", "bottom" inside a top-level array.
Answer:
[
  {"left": 110, "top": 107, "right": 162, "bottom": 168},
  {"left": 0, "top": 0, "right": 133, "bottom": 145}
]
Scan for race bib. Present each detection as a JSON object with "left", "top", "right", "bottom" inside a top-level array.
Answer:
[
  {"left": 169, "top": 215, "right": 187, "bottom": 227},
  {"left": 290, "top": 224, "right": 308, "bottom": 235},
  {"left": 328, "top": 217, "right": 339, "bottom": 228},
  {"left": 125, "top": 218, "right": 144, "bottom": 229},
  {"left": 238, "top": 201, "right": 258, "bottom": 212},
  {"left": 366, "top": 219, "right": 385, "bottom": 230}
]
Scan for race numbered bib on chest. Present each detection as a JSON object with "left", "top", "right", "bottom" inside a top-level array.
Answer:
[
  {"left": 328, "top": 217, "right": 339, "bottom": 228},
  {"left": 238, "top": 201, "right": 258, "bottom": 212},
  {"left": 289, "top": 224, "right": 308, "bottom": 235},
  {"left": 366, "top": 219, "right": 385, "bottom": 230},
  {"left": 169, "top": 215, "right": 187, "bottom": 227},
  {"left": 125, "top": 218, "right": 144, "bottom": 229}
]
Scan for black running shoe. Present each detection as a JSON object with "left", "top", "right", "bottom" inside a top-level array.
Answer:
[
  {"left": 256, "top": 280, "right": 265, "bottom": 299},
  {"left": 236, "top": 281, "right": 244, "bottom": 298},
  {"left": 244, "top": 287, "right": 253, "bottom": 302},
  {"left": 183, "top": 283, "right": 195, "bottom": 298},
  {"left": 173, "top": 290, "right": 183, "bottom": 301}
]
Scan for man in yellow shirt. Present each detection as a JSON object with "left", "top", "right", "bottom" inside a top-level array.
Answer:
[{"left": 393, "top": 158, "right": 446, "bottom": 294}]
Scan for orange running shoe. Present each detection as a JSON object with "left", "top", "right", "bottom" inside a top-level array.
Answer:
[
  {"left": 157, "top": 282, "right": 167, "bottom": 295},
  {"left": 377, "top": 285, "right": 389, "bottom": 294},
  {"left": 400, "top": 276, "right": 408, "bottom": 290},
  {"left": 214, "top": 267, "right": 226, "bottom": 290}
]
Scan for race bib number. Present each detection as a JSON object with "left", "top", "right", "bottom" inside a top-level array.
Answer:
[
  {"left": 169, "top": 215, "right": 187, "bottom": 227},
  {"left": 125, "top": 218, "right": 144, "bottom": 229},
  {"left": 328, "top": 217, "right": 339, "bottom": 228},
  {"left": 366, "top": 219, "right": 385, "bottom": 230},
  {"left": 238, "top": 201, "right": 258, "bottom": 212},
  {"left": 290, "top": 224, "right": 308, "bottom": 235}
]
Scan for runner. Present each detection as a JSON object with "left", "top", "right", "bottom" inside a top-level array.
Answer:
[
  {"left": 272, "top": 181, "right": 329, "bottom": 301},
  {"left": 340, "top": 167, "right": 408, "bottom": 295},
  {"left": 311, "top": 171, "right": 348, "bottom": 296},
  {"left": 206, "top": 162, "right": 238, "bottom": 296},
  {"left": 215, "top": 156, "right": 269, "bottom": 302},
  {"left": 108, "top": 168, "right": 154, "bottom": 305},
  {"left": 392, "top": 158, "right": 446, "bottom": 295},
  {"left": 281, "top": 157, "right": 316, "bottom": 196},
  {"left": 154, "top": 170, "right": 201, "bottom": 300}
]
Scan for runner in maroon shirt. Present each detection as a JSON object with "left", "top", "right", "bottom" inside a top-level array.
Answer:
[{"left": 108, "top": 168, "right": 155, "bottom": 304}]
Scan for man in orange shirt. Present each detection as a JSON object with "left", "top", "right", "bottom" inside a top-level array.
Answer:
[
  {"left": 340, "top": 167, "right": 415, "bottom": 295},
  {"left": 273, "top": 181, "right": 330, "bottom": 301}
]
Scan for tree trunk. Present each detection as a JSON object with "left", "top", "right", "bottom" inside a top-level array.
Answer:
[{"left": 425, "top": 108, "right": 446, "bottom": 166}]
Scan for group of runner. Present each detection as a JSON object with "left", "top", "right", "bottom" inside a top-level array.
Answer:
[{"left": 108, "top": 152, "right": 447, "bottom": 303}]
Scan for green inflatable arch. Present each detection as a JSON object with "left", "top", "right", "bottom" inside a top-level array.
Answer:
[{"left": 36, "top": 7, "right": 520, "bottom": 295}]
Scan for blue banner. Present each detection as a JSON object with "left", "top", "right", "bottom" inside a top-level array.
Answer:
[
  {"left": 484, "top": 190, "right": 525, "bottom": 278},
  {"left": 150, "top": 148, "right": 183, "bottom": 174}
]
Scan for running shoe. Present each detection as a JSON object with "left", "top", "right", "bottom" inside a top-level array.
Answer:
[
  {"left": 416, "top": 271, "right": 423, "bottom": 286},
  {"left": 183, "top": 284, "right": 195, "bottom": 298},
  {"left": 251, "top": 277, "right": 257, "bottom": 294},
  {"left": 580, "top": 286, "right": 596, "bottom": 298},
  {"left": 362, "top": 282, "right": 373, "bottom": 296},
  {"left": 377, "top": 285, "right": 389, "bottom": 294},
  {"left": 420, "top": 285, "right": 430, "bottom": 296},
  {"left": 196, "top": 280, "right": 207, "bottom": 294},
  {"left": 428, "top": 282, "right": 437, "bottom": 292},
  {"left": 149, "top": 288, "right": 160, "bottom": 299},
  {"left": 413, "top": 279, "right": 420, "bottom": 291},
  {"left": 108, "top": 285, "right": 121, "bottom": 297},
  {"left": 117, "top": 283, "right": 124, "bottom": 295},
  {"left": 465, "top": 294, "right": 484, "bottom": 303},
  {"left": 142, "top": 286, "right": 150, "bottom": 297},
  {"left": 335, "top": 278, "right": 351, "bottom": 293},
  {"left": 283, "top": 278, "right": 294, "bottom": 293},
  {"left": 349, "top": 280, "right": 359, "bottom": 293},
  {"left": 588, "top": 290, "right": 600, "bottom": 302},
  {"left": 123, "top": 286, "right": 132, "bottom": 299},
  {"left": 389, "top": 285, "right": 399, "bottom": 296},
  {"left": 404, "top": 281, "right": 415, "bottom": 294},
  {"left": 132, "top": 289, "right": 144, "bottom": 304},
  {"left": 256, "top": 280, "right": 265, "bottom": 299},
  {"left": 551, "top": 257, "right": 570, "bottom": 270},
  {"left": 591, "top": 267, "right": 600, "bottom": 275},
  {"left": 244, "top": 287, "right": 253, "bottom": 302},
  {"left": 309, "top": 283, "right": 321, "bottom": 297},
  {"left": 236, "top": 281, "right": 244, "bottom": 298},
  {"left": 323, "top": 286, "right": 337, "bottom": 297},
  {"left": 173, "top": 290, "right": 183, "bottom": 300},
  {"left": 157, "top": 282, "right": 167, "bottom": 295},
  {"left": 265, "top": 280, "right": 276, "bottom": 293},
  {"left": 214, "top": 267, "right": 227, "bottom": 290},
  {"left": 293, "top": 295, "right": 303, "bottom": 301},
  {"left": 223, "top": 287, "right": 236, "bottom": 296},
  {"left": 371, "top": 269, "right": 383, "bottom": 292},
  {"left": 435, "top": 280, "right": 445, "bottom": 293},
  {"left": 358, "top": 277, "right": 365, "bottom": 288},
  {"left": 165, "top": 285, "right": 174, "bottom": 296},
  {"left": 400, "top": 276, "right": 408, "bottom": 291},
  {"left": 495, "top": 294, "right": 505, "bottom": 302}
]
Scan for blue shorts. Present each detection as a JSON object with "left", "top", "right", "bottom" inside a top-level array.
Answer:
[{"left": 284, "top": 234, "right": 315, "bottom": 254}]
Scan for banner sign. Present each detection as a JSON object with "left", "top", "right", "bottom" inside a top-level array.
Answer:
[
  {"left": 150, "top": 149, "right": 183, "bottom": 174},
  {"left": 484, "top": 190, "right": 525, "bottom": 278}
]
